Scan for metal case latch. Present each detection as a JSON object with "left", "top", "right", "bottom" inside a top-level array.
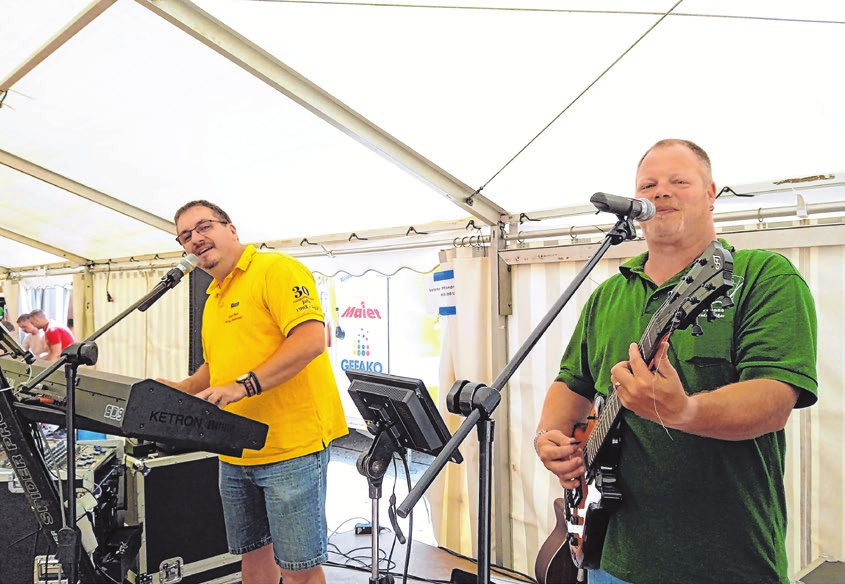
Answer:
[
  {"left": 159, "top": 557, "right": 184, "bottom": 583},
  {"left": 34, "top": 555, "right": 68, "bottom": 584}
]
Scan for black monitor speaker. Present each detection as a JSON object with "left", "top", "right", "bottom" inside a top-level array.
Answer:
[
  {"left": 346, "top": 370, "right": 462, "bottom": 464},
  {"left": 188, "top": 268, "right": 213, "bottom": 375}
]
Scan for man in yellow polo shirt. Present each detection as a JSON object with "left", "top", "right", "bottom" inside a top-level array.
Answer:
[{"left": 160, "top": 200, "right": 347, "bottom": 584}]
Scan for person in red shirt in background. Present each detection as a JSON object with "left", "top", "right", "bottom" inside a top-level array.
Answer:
[
  {"left": 28, "top": 309, "right": 75, "bottom": 362},
  {"left": 17, "top": 313, "right": 49, "bottom": 359}
]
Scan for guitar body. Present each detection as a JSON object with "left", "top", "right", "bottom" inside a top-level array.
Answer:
[
  {"left": 535, "top": 402, "right": 623, "bottom": 581},
  {"left": 568, "top": 416, "right": 623, "bottom": 569},
  {"left": 535, "top": 498, "right": 583, "bottom": 584}
]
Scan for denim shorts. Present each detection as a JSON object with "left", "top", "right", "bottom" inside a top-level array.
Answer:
[
  {"left": 589, "top": 568, "right": 633, "bottom": 584},
  {"left": 218, "top": 448, "right": 330, "bottom": 571}
]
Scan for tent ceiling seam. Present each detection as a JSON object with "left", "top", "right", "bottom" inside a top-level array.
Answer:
[
  {"left": 477, "top": 0, "right": 684, "bottom": 192},
  {"left": 253, "top": 3, "right": 845, "bottom": 25}
]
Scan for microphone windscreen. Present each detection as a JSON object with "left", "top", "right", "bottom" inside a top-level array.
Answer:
[
  {"left": 636, "top": 198, "right": 656, "bottom": 221},
  {"left": 180, "top": 254, "right": 199, "bottom": 274}
]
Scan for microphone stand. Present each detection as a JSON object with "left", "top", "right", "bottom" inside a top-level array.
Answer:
[
  {"left": 22, "top": 263, "right": 193, "bottom": 584},
  {"left": 397, "top": 214, "right": 639, "bottom": 583}
]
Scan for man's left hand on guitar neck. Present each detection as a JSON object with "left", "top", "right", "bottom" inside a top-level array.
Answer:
[
  {"left": 610, "top": 339, "right": 695, "bottom": 430},
  {"left": 611, "top": 339, "right": 800, "bottom": 440}
]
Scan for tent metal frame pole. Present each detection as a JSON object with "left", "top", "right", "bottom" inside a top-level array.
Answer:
[{"left": 137, "top": 0, "right": 507, "bottom": 227}]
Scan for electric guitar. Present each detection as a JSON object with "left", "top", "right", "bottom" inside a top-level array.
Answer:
[{"left": 535, "top": 240, "right": 734, "bottom": 584}]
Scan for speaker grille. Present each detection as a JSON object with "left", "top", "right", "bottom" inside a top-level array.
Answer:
[{"left": 188, "top": 268, "right": 213, "bottom": 375}]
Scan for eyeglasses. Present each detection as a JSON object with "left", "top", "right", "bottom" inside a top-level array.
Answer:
[{"left": 176, "top": 219, "right": 229, "bottom": 245}]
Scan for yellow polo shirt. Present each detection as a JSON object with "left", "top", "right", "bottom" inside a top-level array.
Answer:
[{"left": 202, "top": 245, "right": 347, "bottom": 465}]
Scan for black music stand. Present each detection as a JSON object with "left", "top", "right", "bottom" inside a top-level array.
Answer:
[{"left": 347, "top": 370, "right": 463, "bottom": 584}]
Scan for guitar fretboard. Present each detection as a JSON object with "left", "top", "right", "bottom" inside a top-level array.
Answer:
[
  {"left": 583, "top": 297, "right": 668, "bottom": 470},
  {"left": 584, "top": 389, "right": 622, "bottom": 468}
]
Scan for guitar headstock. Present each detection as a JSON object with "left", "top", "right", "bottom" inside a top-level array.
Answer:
[{"left": 640, "top": 240, "right": 734, "bottom": 365}]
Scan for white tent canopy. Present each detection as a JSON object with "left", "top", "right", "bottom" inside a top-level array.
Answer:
[
  {"left": 1, "top": 0, "right": 844, "bottom": 272},
  {"left": 2, "top": 2, "right": 844, "bottom": 579}
]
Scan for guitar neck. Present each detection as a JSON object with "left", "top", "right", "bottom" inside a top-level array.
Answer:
[
  {"left": 584, "top": 326, "right": 664, "bottom": 470},
  {"left": 584, "top": 390, "right": 622, "bottom": 469}
]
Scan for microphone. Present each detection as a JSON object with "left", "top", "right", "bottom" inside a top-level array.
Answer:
[
  {"left": 590, "top": 192, "right": 656, "bottom": 221},
  {"left": 137, "top": 254, "right": 198, "bottom": 312},
  {"left": 162, "top": 254, "right": 199, "bottom": 287}
]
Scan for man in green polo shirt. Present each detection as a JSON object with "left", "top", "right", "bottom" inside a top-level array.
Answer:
[{"left": 534, "top": 139, "right": 817, "bottom": 584}]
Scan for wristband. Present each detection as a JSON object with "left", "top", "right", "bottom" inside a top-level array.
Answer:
[
  {"left": 248, "top": 371, "right": 262, "bottom": 395},
  {"left": 533, "top": 429, "right": 552, "bottom": 454}
]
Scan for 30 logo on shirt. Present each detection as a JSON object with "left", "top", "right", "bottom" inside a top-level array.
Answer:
[{"left": 292, "top": 285, "right": 315, "bottom": 313}]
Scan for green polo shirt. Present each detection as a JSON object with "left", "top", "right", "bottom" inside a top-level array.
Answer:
[{"left": 556, "top": 239, "right": 817, "bottom": 584}]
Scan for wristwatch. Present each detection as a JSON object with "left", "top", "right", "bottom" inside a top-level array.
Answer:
[
  {"left": 236, "top": 373, "right": 254, "bottom": 397},
  {"left": 236, "top": 372, "right": 262, "bottom": 397}
]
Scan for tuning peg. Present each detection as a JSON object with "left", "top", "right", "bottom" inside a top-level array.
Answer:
[
  {"left": 683, "top": 275, "right": 695, "bottom": 284},
  {"left": 706, "top": 308, "right": 717, "bottom": 322},
  {"left": 721, "top": 295, "right": 734, "bottom": 309},
  {"left": 691, "top": 318, "right": 704, "bottom": 336}
]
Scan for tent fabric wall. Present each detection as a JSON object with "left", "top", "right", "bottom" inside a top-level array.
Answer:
[
  {"left": 91, "top": 267, "right": 189, "bottom": 381},
  {"left": 506, "top": 250, "right": 621, "bottom": 574},
  {"left": 429, "top": 246, "right": 496, "bottom": 559},
  {"left": 797, "top": 244, "right": 845, "bottom": 564},
  {"left": 504, "top": 235, "right": 844, "bottom": 577},
  {"left": 72, "top": 270, "right": 93, "bottom": 340}
]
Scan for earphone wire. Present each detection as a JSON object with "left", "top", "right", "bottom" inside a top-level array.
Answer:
[{"left": 652, "top": 345, "right": 673, "bottom": 440}]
